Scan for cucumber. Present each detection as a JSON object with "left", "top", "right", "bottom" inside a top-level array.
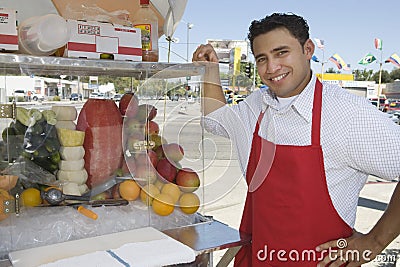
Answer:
[
  {"left": 16, "top": 107, "right": 30, "bottom": 126},
  {"left": 42, "top": 110, "right": 57, "bottom": 125},
  {"left": 11, "top": 121, "right": 28, "bottom": 135},
  {"left": 28, "top": 108, "right": 43, "bottom": 121},
  {"left": 50, "top": 151, "right": 61, "bottom": 164},
  {"left": 2, "top": 127, "right": 17, "bottom": 142},
  {"left": 44, "top": 124, "right": 58, "bottom": 139},
  {"left": 44, "top": 138, "right": 61, "bottom": 153}
]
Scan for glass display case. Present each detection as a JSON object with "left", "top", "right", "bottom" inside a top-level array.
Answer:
[{"left": 0, "top": 53, "right": 250, "bottom": 267}]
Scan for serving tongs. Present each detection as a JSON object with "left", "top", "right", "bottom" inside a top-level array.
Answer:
[{"left": 39, "top": 187, "right": 129, "bottom": 220}]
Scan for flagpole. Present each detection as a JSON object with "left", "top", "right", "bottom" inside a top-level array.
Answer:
[
  {"left": 321, "top": 49, "right": 325, "bottom": 81},
  {"left": 377, "top": 44, "right": 383, "bottom": 111}
]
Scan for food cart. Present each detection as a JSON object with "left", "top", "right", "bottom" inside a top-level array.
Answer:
[{"left": 0, "top": 53, "right": 250, "bottom": 266}]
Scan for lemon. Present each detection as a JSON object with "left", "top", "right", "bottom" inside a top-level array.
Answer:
[
  {"left": 21, "top": 188, "right": 42, "bottom": 207},
  {"left": 179, "top": 193, "right": 200, "bottom": 215},
  {"left": 152, "top": 193, "right": 174, "bottom": 216}
]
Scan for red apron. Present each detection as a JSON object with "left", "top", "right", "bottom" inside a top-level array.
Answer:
[{"left": 234, "top": 80, "right": 353, "bottom": 266}]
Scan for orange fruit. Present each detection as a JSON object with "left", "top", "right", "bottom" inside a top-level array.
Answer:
[
  {"left": 140, "top": 184, "right": 160, "bottom": 206},
  {"left": 179, "top": 193, "right": 200, "bottom": 214},
  {"left": 161, "top": 183, "right": 181, "bottom": 204},
  {"left": 119, "top": 180, "right": 141, "bottom": 201},
  {"left": 20, "top": 188, "right": 42, "bottom": 207},
  {"left": 152, "top": 193, "right": 174, "bottom": 216}
]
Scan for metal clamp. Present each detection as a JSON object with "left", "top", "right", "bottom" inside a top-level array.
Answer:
[
  {"left": 0, "top": 102, "right": 16, "bottom": 119},
  {"left": 2, "top": 193, "right": 20, "bottom": 215}
]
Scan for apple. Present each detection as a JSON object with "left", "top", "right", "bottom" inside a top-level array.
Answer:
[
  {"left": 135, "top": 150, "right": 158, "bottom": 168},
  {"left": 156, "top": 158, "right": 177, "bottom": 183},
  {"left": 149, "top": 134, "right": 167, "bottom": 150},
  {"left": 119, "top": 93, "right": 139, "bottom": 117},
  {"left": 154, "top": 145, "right": 165, "bottom": 159},
  {"left": 176, "top": 168, "right": 200, "bottom": 193},
  {"left": 136, "top": 104, "right": 157, "bottom": 122},
  {"left": 111, "top": 184, "right": 121, "bottom": 199},
  {"left": 122, "top": 156, "right": 136, "bottom": 176},
  {"left": 144, "top": 120, "right": 159, "bottom": 136},
  {"left": 163, "top": 143, "right": 184, "bottom": 162},
  {"left": 124, "top": 118, "right": 144, "bottom": 134},
  {"left": 135, "top": 164, "right": 157, "bottom": 184},
  {"left": 126, "top": 132, "right": 145, "bottom": 151}
]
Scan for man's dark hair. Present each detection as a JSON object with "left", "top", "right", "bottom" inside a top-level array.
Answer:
[{"left": 248, "top": 13, "right": 310, "bottom": 53}]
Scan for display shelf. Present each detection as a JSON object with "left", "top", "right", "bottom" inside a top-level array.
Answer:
[{"left": 0, "top": 53, "right": 204, "bottom": 78}]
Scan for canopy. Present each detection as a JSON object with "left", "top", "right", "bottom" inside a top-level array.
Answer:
[{"left": 0, "top": 0, "right": 187, "bottom": 38}]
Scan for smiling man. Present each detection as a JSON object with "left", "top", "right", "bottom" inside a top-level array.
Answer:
[{"left": 193, "top": 13, "right": 400, "bottom": 266}]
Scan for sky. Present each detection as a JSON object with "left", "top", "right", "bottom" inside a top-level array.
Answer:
[{"left": 159, "top": 0, "right": 400, "bottom": 74}]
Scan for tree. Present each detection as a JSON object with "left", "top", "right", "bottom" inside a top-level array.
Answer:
[
  {"left": 325, "top": 67, "right": 340, "bottom": 74},
  {"left": 389, "top": 68, "right": 400, "bottom": 81},
  {"left": 352, "top": 69, "right": 373, "bottom": 81},
  {"left": 372, "top": 70, "right": 392, "bottom": 84}
]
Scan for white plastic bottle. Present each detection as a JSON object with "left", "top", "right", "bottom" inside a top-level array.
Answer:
[{"left": 18, "top": 14, "right": 69, "bottom": 56}]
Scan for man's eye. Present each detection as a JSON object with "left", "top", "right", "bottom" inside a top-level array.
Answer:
[{"left": 256, "top": 57, "right": 266, "bottom": 63}]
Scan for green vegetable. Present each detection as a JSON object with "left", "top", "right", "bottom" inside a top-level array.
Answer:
[
  {"left": 50, "top": 151, "right": 61, "bottom": 164},
  {"left": 16, "top": 107, "right": 30, "bottom": 126},
  {"left": 42, "top": 110, "right": 57, "bottom": 125},
  {"left": 44, "top": 138, "right": 61, "bottom": 153},
  {"left": 2, "top": 126, "right": 16, "bottom": 142},
  {"left": 28, "top": 108, "right": 43, "bottom": 121}
]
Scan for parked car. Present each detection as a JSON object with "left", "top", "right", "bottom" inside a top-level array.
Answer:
[
  {"left": 89, "top": 92, "right": 106, "bottom": 99},
  {"left": 113, "top": 94, "right": 122, "bottom": 101},
  {"left": 30, "top": 92, "right": 45, "bottom": 101},
  {"left": 386, "top": 101, "right": 400, "bottom": 114},
  {"left": 69, "top": 93, "right": 82, "bottom": 101},
  {"left": 13, "top": 89, "right": 26, "bottom": 100}
]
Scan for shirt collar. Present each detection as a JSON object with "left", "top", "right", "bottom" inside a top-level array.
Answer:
[{"left": 261, "top": 74, "right": 317, "bottom": 123}]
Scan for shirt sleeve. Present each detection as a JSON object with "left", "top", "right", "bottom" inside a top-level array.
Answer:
[{"left": 347, "top": 105, "right": 400, "bottom": 180}]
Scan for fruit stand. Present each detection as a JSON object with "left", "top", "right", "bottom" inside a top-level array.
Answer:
[{"left": 0, "top": 53, "right": 250, "bottom": 267}]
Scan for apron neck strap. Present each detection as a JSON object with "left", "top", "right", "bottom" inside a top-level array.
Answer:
[
  {"left": 255, "top": 78, "right": 323, "bottom": 146},
  {"left": 311, "top": 79, "right": 323, "bottom": 146}
]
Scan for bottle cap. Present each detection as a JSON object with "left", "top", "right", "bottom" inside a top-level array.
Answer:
[{"left": 140, "top": 0, "right": 150, "bottom": 5}]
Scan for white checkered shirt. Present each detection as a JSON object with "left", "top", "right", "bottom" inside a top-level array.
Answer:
[{"left": 202, "top": 74, "right": 400, "bottom": 227}]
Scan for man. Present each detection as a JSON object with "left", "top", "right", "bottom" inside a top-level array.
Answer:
[{"left": 193, "top": 13, "right": 400, "bottom": 266}]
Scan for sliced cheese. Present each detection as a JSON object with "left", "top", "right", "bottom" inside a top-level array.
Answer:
[
  {"left": 52, "top": 105, "right": 77, "bottom": 121},
  {"left": 59, "top": 159, "right": 85, "bottom": 171},
  {"left": 57, "top": 169, "right": 88, "bottom": 185},
  {"left": 55, "top": 120, "right": 76, "bottom": 130},
  {"left": 57, "top": 128, "right": 85, "bottom": 147},
  {"left": 62, "top": 182, "right": 81, "bottom": 196},
  {"left": 60, "top": 146, "right": 85, "bottom": 160}
]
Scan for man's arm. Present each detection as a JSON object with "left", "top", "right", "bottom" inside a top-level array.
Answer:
[
  {"left": 317, "top": 181, "right": 400, "bottom": 267},
  {"left": 192, "top": 44, "right": 226, "bottom": 115}
]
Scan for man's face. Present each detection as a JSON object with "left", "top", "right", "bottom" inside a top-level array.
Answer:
[{"left": 253, "top": 28, "right": 314, "bottom": 98}]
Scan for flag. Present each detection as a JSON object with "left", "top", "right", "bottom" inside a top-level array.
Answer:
[
  {"left": 314, "top": 38, "right": 325, "bottom": 49},
  {"left": 374, "top": 38, "right": 382, "bottom": 50},
  {"left": 385, "top": 53, "right": 400, "bottom": 68},
  {"left": 329, "top": 53, "right": 350, "bottom": 70},
  {"left": 358, "top": 53, "right": 377, "bottom": 65},
  {"left": 312, "top": 55, "right": 320, "bottom": 62}
]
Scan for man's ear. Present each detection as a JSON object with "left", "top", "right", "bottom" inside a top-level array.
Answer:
[{"left": 304, "top": 39, "right": 315, "bottom": 59}]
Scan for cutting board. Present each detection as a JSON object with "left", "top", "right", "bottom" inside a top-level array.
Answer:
[{"left": 9, "top": 227, "right": 189, "bottom": 267}]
